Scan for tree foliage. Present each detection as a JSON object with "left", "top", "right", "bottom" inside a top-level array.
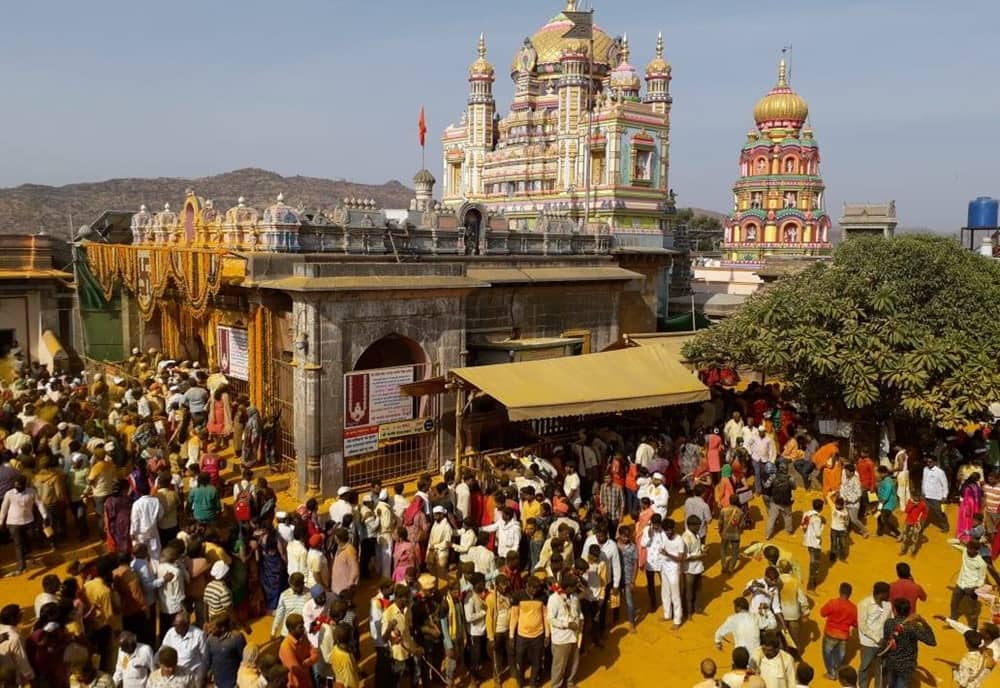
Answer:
[{"left": 682, "top": 235, "right": 1000, "bottom": 426}]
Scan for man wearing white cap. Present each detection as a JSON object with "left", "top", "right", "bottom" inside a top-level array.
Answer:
[
  {"left": 373, "top": 489, "right": 396, "bottom": 577},
  {"left": 427, "top": 506, "right": 454, "bottom": 577},
  {"left": 648, "top": 472, "right": 669, "bottom": 518},
  {"left": 204, "top": 561, "right": 232, "bottom": 619},
  {"left": 130, "top": 489, "right": 163, "bottom": 561},
  {"left": 748, "top": 425, "right": 777, "bottom": 495},
  {"left": 329, "top": 486, "right": 355, "bottom": 527}
]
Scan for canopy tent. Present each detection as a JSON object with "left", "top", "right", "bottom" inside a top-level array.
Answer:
[{"left": 449, "top": 343, "right": 710, "bottom": 421}]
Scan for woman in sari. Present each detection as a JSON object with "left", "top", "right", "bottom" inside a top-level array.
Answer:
[
  {"left": 257, "top": 525, "right": 286, "bottom": 612},
  {"left": 241, "top": 406, "right": 262, "bottom": 468},
  {"left": 958, "top": 472, "right": 984, "bottom": 540},
  {"left": 103, "top": 479, "right": 133, "bottom": 555},
  {"left": 717, "top": 463, "right": 736, "bottom": 509},
  {"left": 704, "top": 428, "right": 723, "bottom": 483},
  {"left": 207, "top": 386, "right": 233, "bottom": 451},
  {"left": 391, "top": 526, "right": 421, "bottom": 582}
]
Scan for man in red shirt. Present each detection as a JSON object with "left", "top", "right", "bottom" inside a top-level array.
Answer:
[
  {"left": 820, "top": 582, "right": 858, "bottom": 681},
  {"left": 889, "top": 562, "right": 927, "bottom": 614},
  {"left": 855, "top": 452, "right": 877, "bottom": 515}
]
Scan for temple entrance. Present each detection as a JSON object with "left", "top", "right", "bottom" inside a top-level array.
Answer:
[
  {"left": 461, "top": 206, "right": 483, "bottom": 256},
  {"left": 345, "top": 334, "right": 438, "bottom": 487},
  {"left": 354, "top": 333, "right": 428, "bottom": 371}
]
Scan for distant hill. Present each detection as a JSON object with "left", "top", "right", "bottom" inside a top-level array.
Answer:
[
  {"left": 0, "top": 168, "right": 416, "bottom": 236},
  {"left": 683, "top": 207, "right": 726, "bottom": 221}
]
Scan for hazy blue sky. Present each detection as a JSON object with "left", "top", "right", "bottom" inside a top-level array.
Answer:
[{"left": 1, "top": 0, "right": 997, "bottom": 231}]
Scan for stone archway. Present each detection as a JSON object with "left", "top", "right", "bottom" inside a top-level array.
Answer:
[
  {"left": 458, "top": 203, "right": 488, "bottom": 256},
  {"left": 353, "top": 332, "right": 428, "bottom": 371}
]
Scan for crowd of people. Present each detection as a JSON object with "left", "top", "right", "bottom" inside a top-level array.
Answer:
[{"left": 0, "top": 353, "right": 999, "bottom": 688}]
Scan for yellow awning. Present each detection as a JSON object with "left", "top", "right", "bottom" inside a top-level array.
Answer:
[{"left": 450, "top": 343, "right": 710, "bottom": 421}]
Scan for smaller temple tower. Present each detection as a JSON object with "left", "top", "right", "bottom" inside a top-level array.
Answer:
[
  {"left": 721, "top": 58, "right": 831, "bottom": 268},
  {"left": 413, "top": 169, "right": 436, "bottom": 211}
]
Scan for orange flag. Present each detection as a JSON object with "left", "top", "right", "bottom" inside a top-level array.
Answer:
[{"left": 418, "top": 107, "right": 427, "bottom": 147}]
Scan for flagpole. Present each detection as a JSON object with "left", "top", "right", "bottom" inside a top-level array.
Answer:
[{"left": 583, "top": 8, "right": 594, "bottom": 235}]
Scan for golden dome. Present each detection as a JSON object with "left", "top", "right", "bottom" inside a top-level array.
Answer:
[
  {"left": 753, "top": 59, "right": 808, "bottom": 127},
  {"left": 510, "top": 2, "right": 615, "bottom": 74},
  {"left": 645, "top": 32, "right": 671, "bottom": 76},
  {"left": 469, "top": 33, "right": 495, "bottom": 78}
]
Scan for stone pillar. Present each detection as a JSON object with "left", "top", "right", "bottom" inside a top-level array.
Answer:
[{"left": 292, "top": 296, "right": 345, "bottom": 499}]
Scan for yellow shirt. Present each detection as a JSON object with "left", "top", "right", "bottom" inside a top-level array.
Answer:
[
  {"left": 382, "top": 604, "right": 416, "bottom": 662},
  {"left": 83, "top": 578, "right": 117, "bottom": 631},
  {"left": 329, "top": 645, "right": 359, "bottom": 688},
  {"left": 519, "top": 500, "right": 542, "bottom": 527},
  {"left": 203, "top": 542, "right": 232, "bottom": 566}
]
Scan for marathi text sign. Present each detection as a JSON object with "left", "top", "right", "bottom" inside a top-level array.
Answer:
[
  {"left": 217, "top": 326, "right": 249, "bottom": 381},
  {"left": 344, "top": 365, "right": 416, "bottom": 429},
  {"left": 378, "top": 417, "right": 435, "bottom": 443},
  {"left": 344, "top": 425, "right": 378, "bottom": 457}
]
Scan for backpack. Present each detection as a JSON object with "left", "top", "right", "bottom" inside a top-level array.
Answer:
[
  {"left": 234, "top": 485, "right": 254, "bottom": 521},
  {"left": 770, "top": 474, "right": 793, "bottom": 505}
]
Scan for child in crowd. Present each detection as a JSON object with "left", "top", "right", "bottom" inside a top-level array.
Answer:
[
  {"left": 827, "top": 494, "right": 849, "bottom": 562},
  {"left": 899, "top": 489, "right": 929, "bottom": 556},
  {"left": 801, "top": 498, "right": 825, "bottom": 591}
]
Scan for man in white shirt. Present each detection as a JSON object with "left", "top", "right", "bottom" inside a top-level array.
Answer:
[
  {"left": 714, "top": 597, "right": 761, "bottom": 654},
  {"left": 922, "top": 456, "right": 950, "bottom": 533},
  {"left": 454, "top": 470, "right": 473, "bottom": 521},
  {"left": 130, "top": 493, "right": 163, "bottom": 562},
  {"left": 0, "top": 604, "right": 34, "bottom": 685},
  {"left": 682, "top": 515, "right": 706, "bottom": 616},
  {"left": 749, "top": 632, "right": 797, "bottom": 688},
  {"left": 114, "top": 631, "right": 155, "bottom": 688},
  {"left": 160, "top": 612, "right": 207, "bottom": 687},
  {"left": 857, "top": 582, "right": 891, "bottom": 688},
  {"left": 155, "top": 548, "right": 188, "bottom": 639},
  {"left": 427, "top": 506, "right": 454, "bottom": 577},
  {"left": 481, "top": 507, "right": 521, "bottom": 559},
  {"left": 328, "top": 486, "right": 355, "bottom": 526},
  {"left": 547, "top": 573, "right": 583, "bottom": 688},
  {"left": 644, "top": 517, "right": 686, "bottom": 627},
  {"left": 33, "top": 575, "right": 60, "bottom": 619},
  {"left": 646, "top": 472, "right": 669, "bottom": 518},
  {"left": 635, "top": 437, "right": 656, "bottom": 471},
  {"left": 724, "top": 412, "right": 745, "bottom": 449},
  {"left": 563, "top": 463, "right": 582, "bottom": 509},
  {"left": 951, "top": 539, "right": 1000, "bottom": 629},
  {"left": 748, "top": 426, "right": 776, "bottom": 495},
  {"left": 0, "top": 476, "right": 48, "bottom": 575},
  {"left": 467, "top": 532, "right": 498, "bottom": 579}
]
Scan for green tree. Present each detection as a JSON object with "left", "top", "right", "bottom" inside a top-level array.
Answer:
[{"left": 682, "top": 235, "right": 1000, "bottom": 426}]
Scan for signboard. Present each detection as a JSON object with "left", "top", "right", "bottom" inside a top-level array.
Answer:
[
  {"left": 217, "top": 326, "right": 249, "bottom": 381},
  {"left": 562, "top": 10, "right": 593, "bottom": 39},
  {"left": 344, "top": 365, "right": 415, "bottom": 428},
  {"left": 379, "top": 417, "right": 435, "bottom": 443},
  {"left": 344, "top": 425, "right": 379, "bottom": 457}
]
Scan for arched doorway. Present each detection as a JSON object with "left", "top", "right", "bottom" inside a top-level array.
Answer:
[
  {"left": 354, "top": 333, "right": 428, "bottom": 371},
  {"left": 346, "top": 333, "right": 435, "bottom": 487},
  {"left": 460, "top": 205, "right": 485, "bottom": 256}
]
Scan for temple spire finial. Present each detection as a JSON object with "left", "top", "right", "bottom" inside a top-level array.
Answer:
[
  {"left": 777, "top": 58, "right": 788, "bottom": 86},
  {"left": 656, "top": 31, "right": 663, "bottom": 58},
  {"left": 565, "top": 0, "right": 577, "bottom": 11},
  {"left": 478, "top": 32, "right": 486, "bottom": 58},
  {"left": 621, "top": 33, "right": 630, "bottom": 62}
]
